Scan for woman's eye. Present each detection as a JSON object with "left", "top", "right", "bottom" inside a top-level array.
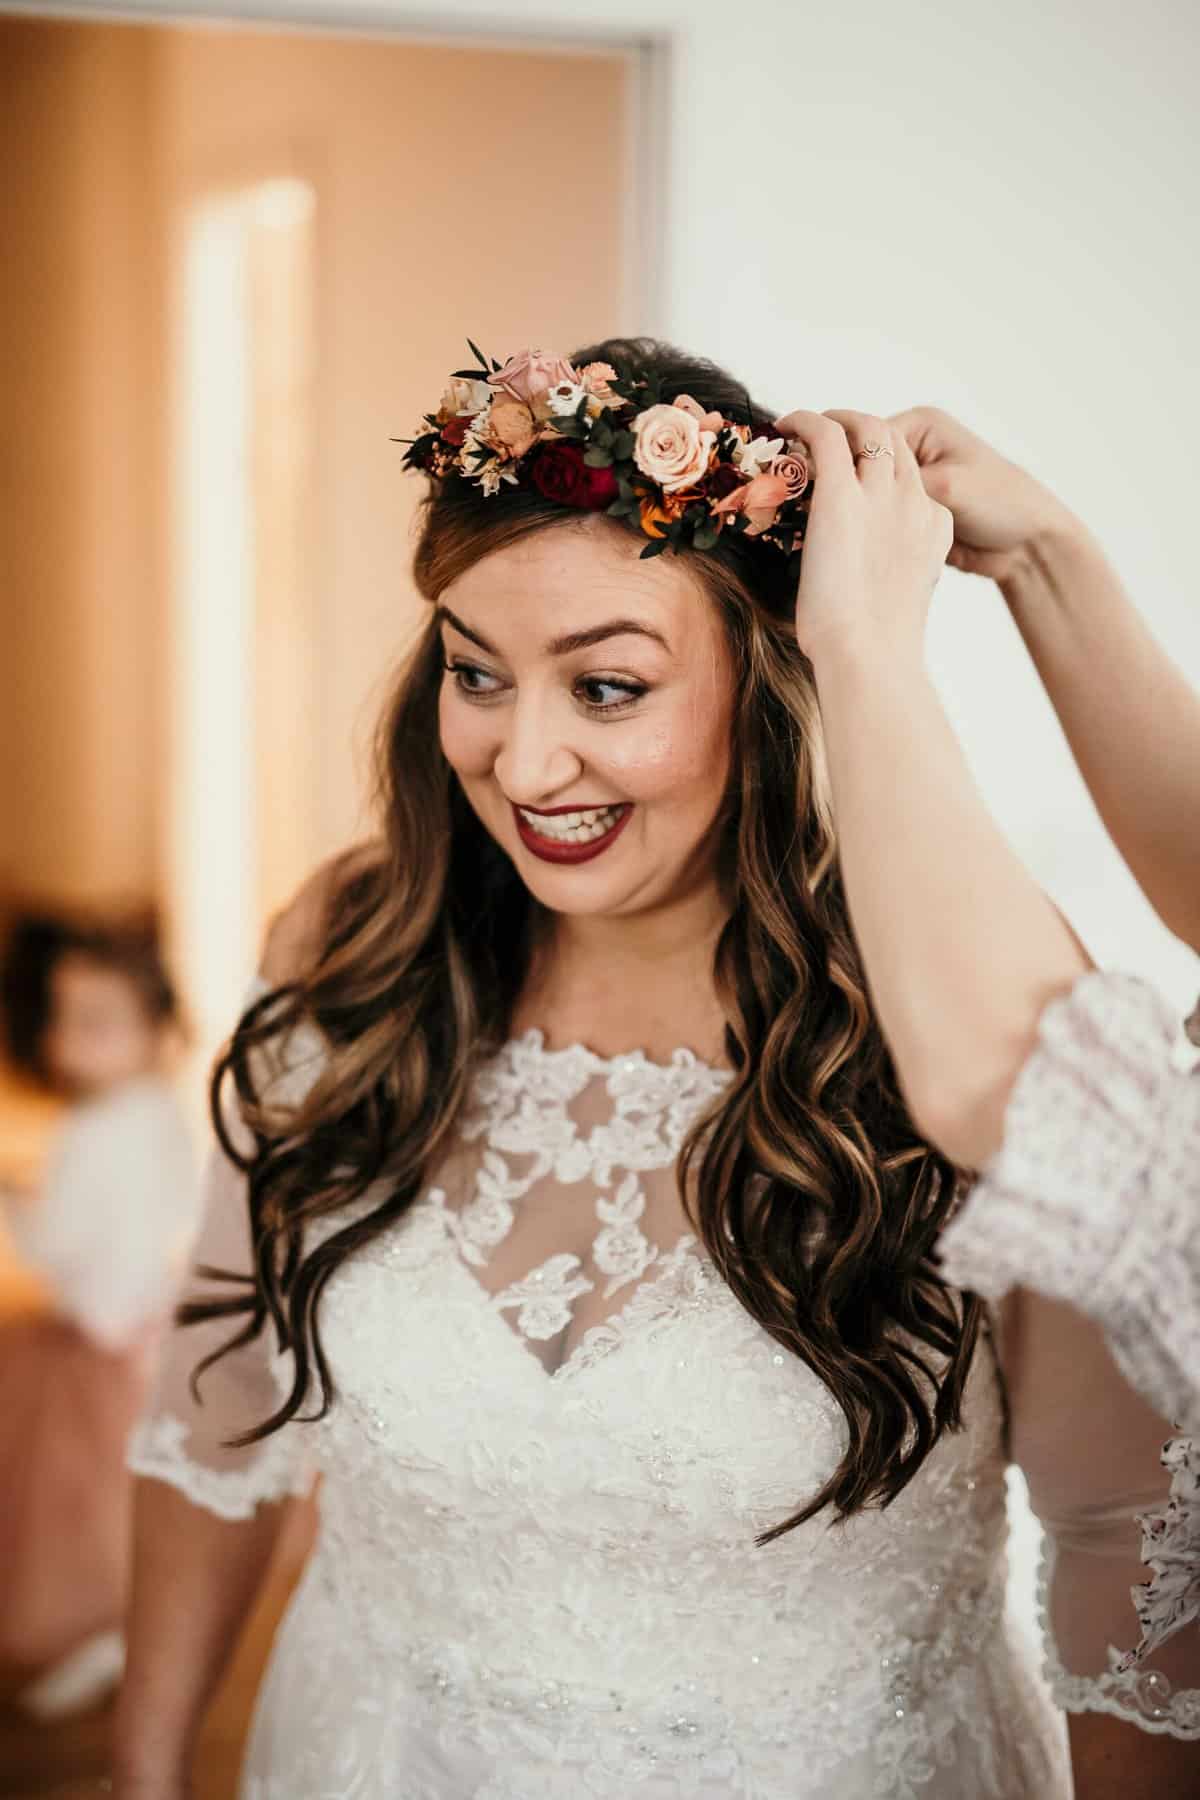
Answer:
[
  {"left": 575, "top": 676, "right": 647, "bottom": 713},
  {"left": 444, "top": 659, "right": 503, "bottom": 697}
]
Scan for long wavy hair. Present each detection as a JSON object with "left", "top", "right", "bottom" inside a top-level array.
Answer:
[{"left": 189, "top": 337, "right": 982, "bottom": 1537}]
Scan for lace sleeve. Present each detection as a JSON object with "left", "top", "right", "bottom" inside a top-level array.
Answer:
[
  {"left": 1004, "top": 1288, "right": 1200, "bottom": 1741},
  {"left": 938, "top": 971, "right": 1200, "bottom": 1430},
  {"left": 126, "top": 981, "right": 325, "bottom": 1521}
]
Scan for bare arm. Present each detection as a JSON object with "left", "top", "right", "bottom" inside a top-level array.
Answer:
[
  {"left": 810, "top": 633, "right": 1088, "bottom": 1166},
  {"left": 113, "top": 855, "right": 358, "bottom": 1792},
  {"left": 112, "top": 1485, "right": 294, "bottom": 1792},
  {"left": 1000, "top": 521, "right": 1200, "bottom": 953},
  {"left": 778, "top": 407, "right": 1088, "bottom": 1167}
]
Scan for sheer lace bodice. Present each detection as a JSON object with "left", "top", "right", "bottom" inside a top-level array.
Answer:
[{"left": 129, "top": 981, "right": 1199, "bottom": 1797}]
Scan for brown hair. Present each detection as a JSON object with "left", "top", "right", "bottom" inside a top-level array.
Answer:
[
  {"left": 193, "top": 338, "right": 981, "bottom": 1535},
  {"left": 0, "top": 904, "right": 179, "bottom": 1085}
]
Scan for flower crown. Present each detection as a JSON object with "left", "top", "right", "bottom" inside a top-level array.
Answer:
[{"left": 400, "top": 343, "right": 811, "bottom": 562}]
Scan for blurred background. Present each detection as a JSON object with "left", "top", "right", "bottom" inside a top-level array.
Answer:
[{"left": 0, "top": 0, "right": 1197, "bottom": 1791}]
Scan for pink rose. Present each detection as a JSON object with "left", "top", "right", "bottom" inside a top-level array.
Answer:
[
  {"left": 769, "top": 452, "right": 810, "bottom": 498},
  {"left": 579, "top": 361, "right": 620, "bottom": 399},
  {"left": 490, "top": 349, "right": 581, "bottom": 407},
  {"left": 633, "top": 403, "right": 717, "bottom": 494},
  {"left": 673, "top": 393, "right": 725, "bottom": 434},
  {"left": 712, "top": 472, "right": 790, "bottom": 536},
  {"left": 485, "top": 397, "right": 537, "bottom": 458}
]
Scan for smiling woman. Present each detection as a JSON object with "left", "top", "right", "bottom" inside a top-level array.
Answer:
[
  {"left": 114, "top": 337, "right": 1192, "bottom": 1800},
  {"left": 435, "top": 529, "right": 733, "bottom": 918}
]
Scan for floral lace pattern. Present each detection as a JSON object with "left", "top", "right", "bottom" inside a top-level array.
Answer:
[
  {"left": 1128, "top": 1437, "right": 1200, "bottom": 1665},
  {"left": 133, "top": 1015, "right": 1096, "bottom": 1795},
  {"left": 939, "top": 972, "right": 1200, "bottom": 1432}
]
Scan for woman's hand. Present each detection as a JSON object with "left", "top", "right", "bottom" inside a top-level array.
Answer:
[
  {"left": 775, "top": 409, "right": 953, "bottom": 667},
  {"left": 887, "top": 406, "right": 1084, "bottom": 584}
]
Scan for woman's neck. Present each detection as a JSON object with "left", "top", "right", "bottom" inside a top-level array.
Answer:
[{"left": 514, "top": 883, "right": 731, "bottom": 1064}]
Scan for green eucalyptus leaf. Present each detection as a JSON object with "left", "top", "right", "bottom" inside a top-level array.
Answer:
[{"left": 583, "top": 447, "right": 614, "bottom": 468}]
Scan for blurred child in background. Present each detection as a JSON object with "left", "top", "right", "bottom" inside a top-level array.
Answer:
[{"left": 0, "top": 911, "right": 199, "bottom": 1719}]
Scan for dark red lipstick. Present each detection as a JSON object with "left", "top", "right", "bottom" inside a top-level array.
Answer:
[{"left": 512, "top": 803, "right": 633, "bottom": 865}]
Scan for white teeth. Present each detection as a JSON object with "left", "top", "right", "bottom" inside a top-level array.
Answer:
[{"left": 518, "top": 804, "right": 625, "bottom": 845}]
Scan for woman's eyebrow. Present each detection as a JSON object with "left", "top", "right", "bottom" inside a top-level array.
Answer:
[{"left": 438, "top": 606, "right": 669, "bottom": 657}]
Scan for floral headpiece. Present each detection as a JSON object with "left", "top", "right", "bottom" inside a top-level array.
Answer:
[{"left": 400, "top": 343, "right": 811, "bottom": 563}]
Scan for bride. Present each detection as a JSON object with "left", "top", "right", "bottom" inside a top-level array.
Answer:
[{"left": 114, "top": 339, "right": 1194, "bottom": 1797}]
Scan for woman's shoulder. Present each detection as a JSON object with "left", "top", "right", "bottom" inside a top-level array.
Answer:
[{"left": 260, "top": 841, "right": 384, "bottom": 986}]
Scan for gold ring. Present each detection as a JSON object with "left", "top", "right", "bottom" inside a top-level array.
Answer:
[{"left": 855, "top": 441, "right": 894, "bottom": 461}]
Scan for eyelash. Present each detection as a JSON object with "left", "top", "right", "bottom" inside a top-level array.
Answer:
[{"left": 442, "top": 659, "right": 648, "bottom": 717}]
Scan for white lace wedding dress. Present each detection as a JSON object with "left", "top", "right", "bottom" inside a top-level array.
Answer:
[{"left": 129, "top": 981, "right": 1199, "bottom": 1797}]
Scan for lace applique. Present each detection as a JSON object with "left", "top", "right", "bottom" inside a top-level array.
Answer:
[
  {"left": 593, "top": 1171, "right": 657, "bottom": 1297},
  {"left": 938, "top": 970, "right": 1200, "bottom": 1431},
  {"left": 1037, "top": 1536, "right": 1200, "bottom": 1738},
  {"left": 1125, "top": 1436, "right": 1200, "bottom": 1666},
  {"left": 127, "top": 1412, "right": 313, "bottom": 1520},
  {"left": 493, "top": 1253, "right": 595, "bottom": 1341},
  {"left": 432, "top": 1033, "right": 730, "bottom": 1362},
  {"left": 443, "top": 1151, "right": 527, "bottom": 1269}
]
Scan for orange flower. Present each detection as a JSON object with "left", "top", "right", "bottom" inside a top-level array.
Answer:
[
  {"left": 659, "top": 486, "right": 705, "bottom": 520},
  {"left": 639, "top": 497, "right": 673, "bottom": 539}
]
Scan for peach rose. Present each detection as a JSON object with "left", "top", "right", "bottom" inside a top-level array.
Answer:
[
  {"left": 490, "top": 350, "right": 581, "bottom": 407},
  {"left": 485, "top": 397, "right": 537, "bottom": 458},
  {"left": 769, "top": 452, "right": 810, "bottom": 498},
  {"left": 633, "top": 403, "right": 716, "bottom": 494},
  {"left": 672, "top": 393, "right": 725, "bottom": 434},
  {"left": 579, "top": 361, "right": 620, "bottom": 399},
  {"left": 712, "top": 472, "right": 790, "bottom": 536}
]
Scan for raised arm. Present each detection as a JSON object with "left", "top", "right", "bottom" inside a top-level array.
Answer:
[
  {"left": 779, "top": 407, "right": 1088, "bottom": 1168},
  {"left": 892, "top": 406, "right": 1200, "bottom": 955}
]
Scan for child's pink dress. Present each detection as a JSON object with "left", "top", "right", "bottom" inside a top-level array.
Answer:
[{"left": 0, "top": 1075, "right": 198, "bottom": 1674}]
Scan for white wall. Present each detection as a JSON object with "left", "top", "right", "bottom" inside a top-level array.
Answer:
[{"left": 45, "top": 0, "right": 1200, "bottom": 1005}]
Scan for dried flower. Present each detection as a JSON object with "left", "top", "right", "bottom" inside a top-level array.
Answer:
[
  {"left": 633, "top": 403, "right": 717, "bottom": 493},
  {"left": 490, "top": 350, "right": 580, "bottom": 407}
]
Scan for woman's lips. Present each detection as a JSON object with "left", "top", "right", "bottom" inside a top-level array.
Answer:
[{"left": 511, "top": 803, "right": 633, "bottom": 865}]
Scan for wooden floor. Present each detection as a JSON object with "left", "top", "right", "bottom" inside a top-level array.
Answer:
[{"left": 0, "top": 1505, "right": 313, "bottom": 1798}]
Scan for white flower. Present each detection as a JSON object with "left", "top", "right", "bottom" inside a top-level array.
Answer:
[
  {"left": 443, "top": 376, "right": 491, "bottom": 417},
  {"left": 732, "top": 434, "right": 785, "bottom": 479},
  {"left": 546, "top": 380, "right": 588, "bottom": 417},
  {"left": 475, "top": 461, "right": 520, "bottom": 497}
]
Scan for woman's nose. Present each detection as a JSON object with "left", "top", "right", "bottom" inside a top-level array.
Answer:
[{"left": 492, "top": 697, "right": 583, "bottom": 805}]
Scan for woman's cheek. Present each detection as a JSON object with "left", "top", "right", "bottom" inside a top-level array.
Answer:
[
  {"left": 606, "top": 715, "right": 725, "bottom": 802},
  {"left": 438, "top": 690, "right": 489, "bottom": 778}
]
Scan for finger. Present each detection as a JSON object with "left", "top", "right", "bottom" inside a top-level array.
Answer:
[
  {"left": 889, "top": 423, "right": 927, "bottom": 493},
  {"left": 823, "top": 410, "right": 895, "bottom": 478},
  {"left": 887, "top": 407, "right": 945, "bottom": 463},
  {"left": 772, "top": 408, "right": 856, "bottom": 485}
]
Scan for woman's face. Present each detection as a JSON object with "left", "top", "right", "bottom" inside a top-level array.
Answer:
[
  {"left": 44, "top": 952, "right": 159, "bottom": 1095},
  {"left": 437, "top": 519, "right": 735, "bottom": 919}
]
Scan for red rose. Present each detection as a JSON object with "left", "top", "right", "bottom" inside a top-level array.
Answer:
[
  {"left": 530, "top": 442, "right": 618, "bottom": 511},
  {"left": 705, "top": 462, "right": 742, "bottom": 501},
  {"left": 441, "top": 417, "right": 471, "bottom": 448}
]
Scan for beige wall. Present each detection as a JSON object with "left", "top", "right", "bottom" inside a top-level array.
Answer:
[
  {"left": 153, "top": 26, "right": 631, "bottom": 883},
  {"left": 0, "top": 19, "right": 161, "bottom": 909},
  {"left": 0, "top": 17, "right": 631, "bottom": 942}
]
